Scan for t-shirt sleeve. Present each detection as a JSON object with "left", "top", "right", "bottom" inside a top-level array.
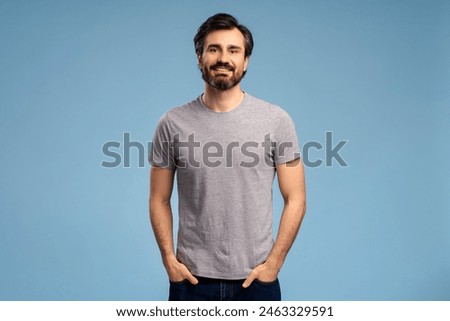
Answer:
[
  {"left": 149, "top": 113, "right": 176, "bottom": 169},
  {"left": 273, "top": 110, "right": 301, "bottom": 165}
]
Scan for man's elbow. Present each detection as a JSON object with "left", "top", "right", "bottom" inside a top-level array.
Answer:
[
  {"left": 297, "top": 199, "right": 307, "bottom": 216},
  {"left": 149, "top": 196, "right": 171, "bottom": 212},
  {"left": 284, "top": 195, "right": 306, "bottom": 216}
]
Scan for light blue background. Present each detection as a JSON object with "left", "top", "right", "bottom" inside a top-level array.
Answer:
[{"left": 1, "top": 0, "right": 449, "bottom": 300}]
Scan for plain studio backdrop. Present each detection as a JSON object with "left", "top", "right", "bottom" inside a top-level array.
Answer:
[{"left": 0, "top": 0, "right": 449, "bottom": 300}]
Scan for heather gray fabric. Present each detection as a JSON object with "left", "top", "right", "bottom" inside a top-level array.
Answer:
[{"left": 150, "top": 93, "right": 300, "bottom": 279}]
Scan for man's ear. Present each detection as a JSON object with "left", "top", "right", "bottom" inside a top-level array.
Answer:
[
  {"left": 243, "top": 56, "right": 249, "bottom": 71},
  {"left": 197, "top": 54, "right": 203, "bottom": 69}
]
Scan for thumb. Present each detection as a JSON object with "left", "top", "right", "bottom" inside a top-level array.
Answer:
[
  {"left": 187, "top": 274, "right": 199, "bottom": 285},
  {"left": 242, "top": 274, "right": 256, "bottom": 288}
]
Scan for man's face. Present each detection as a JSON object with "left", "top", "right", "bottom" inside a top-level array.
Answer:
[{"left": 198, "top": 28, "right": 249, "bottom": 91}]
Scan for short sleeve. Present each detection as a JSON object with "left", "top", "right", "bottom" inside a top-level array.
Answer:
[
  {"left": 273, "top": 110, "right": 301, "bottom": 165},
  {"left": 149, "top": 113, "right": 176, "bottom": 169}
]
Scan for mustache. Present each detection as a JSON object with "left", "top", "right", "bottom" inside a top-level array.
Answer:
[{"left": 210, "top": 62, "right": 235, "bottom": 71}]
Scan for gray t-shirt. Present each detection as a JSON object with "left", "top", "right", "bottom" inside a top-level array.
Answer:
[{"left": 150, "top": 93, "right": 300, "bottom": 279}]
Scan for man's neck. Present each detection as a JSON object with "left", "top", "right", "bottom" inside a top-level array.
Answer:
[{"left": 202, "top": 85, "right": 245, "bottom": 113}]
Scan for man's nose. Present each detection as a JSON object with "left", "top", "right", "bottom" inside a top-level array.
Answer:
[{"left": 217, "top": 51, "right": 230, "bottom": 63}]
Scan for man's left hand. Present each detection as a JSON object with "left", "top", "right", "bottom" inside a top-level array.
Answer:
[{"left": 242, "top": 261, "right": 279, "bottom": 288}]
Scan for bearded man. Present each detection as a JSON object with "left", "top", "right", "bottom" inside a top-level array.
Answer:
[{"left": 149, "top": 13, "right": 306, "bottom": 301}]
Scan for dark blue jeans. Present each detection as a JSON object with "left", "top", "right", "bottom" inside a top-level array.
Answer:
[{"left": 169, "top": 276, "right": 281, "bottom": 301}]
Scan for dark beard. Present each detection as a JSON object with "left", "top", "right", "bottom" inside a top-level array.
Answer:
[{"left": 201, "top": 62, "right": 246, "bottom": 90}]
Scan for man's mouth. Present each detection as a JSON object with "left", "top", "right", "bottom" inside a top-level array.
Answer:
[
  {"left": 214, "top": 68, "right": 231, "bottom": 73},
  {"left": 211, "top": 64, "right": 234, "bottom": 72}
]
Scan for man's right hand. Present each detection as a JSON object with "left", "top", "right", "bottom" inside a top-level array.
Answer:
[{"left": 164, "top": 255, "right": 199, "bottom": 285}]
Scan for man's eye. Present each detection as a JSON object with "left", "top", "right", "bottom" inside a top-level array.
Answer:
[{"left": 209, "top": 48, "right": 218, "bottom": 53}]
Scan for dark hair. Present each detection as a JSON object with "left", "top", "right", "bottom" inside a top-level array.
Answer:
[{"left": 194, "top": 13, "right": 254, "bottom": 58}]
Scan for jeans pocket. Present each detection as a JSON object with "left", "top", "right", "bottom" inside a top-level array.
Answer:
[
  {"left": 169, "top": 279, "right": 189, "bottom": 286},
  {"left": 169, "top": 279, "right": 190, "bottom": 301},
  {"left": 245, "top": 278, "right": 281, "bottom": 301},
  {"left": 253, "top": 278, "right": 279, "bottom": 286}
]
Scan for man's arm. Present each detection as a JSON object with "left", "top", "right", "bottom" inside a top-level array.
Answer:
[
  {"left": 149, "top": 166, "right": 198, "bottom": 284},
  {"left": 243, "top": 158, "right": 306, "bottom": 287}
]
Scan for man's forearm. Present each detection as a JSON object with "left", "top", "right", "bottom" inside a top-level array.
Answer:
[
  {"left": 149, "top": 198, "right": 199, "bottom": 284},
  {"left": 149, "top": 199, "right": 176, "bottom": 263},
  {"left": 242, "top": 197, "right": 306, "bottom": 287},
  {"left": 266, "top": 198, "right": 306, "bottom": 271}
]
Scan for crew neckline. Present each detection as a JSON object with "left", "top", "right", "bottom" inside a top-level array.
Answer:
[{"left": 197, "top": 92, "right": 248, "bottom": 115}]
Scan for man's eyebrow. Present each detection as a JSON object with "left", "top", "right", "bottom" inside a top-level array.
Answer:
[
  {"left": 205, "top": 44, "right": 243, "bottom": 50},
  {"left": 205, "top": 44, "right": 221, "bottom": 49}
]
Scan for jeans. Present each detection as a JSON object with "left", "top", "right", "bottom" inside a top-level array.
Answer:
[{"left": 169, "top": 276, "right": 281, "bottom": 301}]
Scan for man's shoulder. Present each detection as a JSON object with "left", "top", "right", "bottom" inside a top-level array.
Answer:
[
  {"left": 245, "top": 93, "right": 292, "bottom": 119},
  {"left": 165, "top": 97, "right": 199, "bottom": 117},
  {"left": 156, "top": 97, "right": 201, "bottom": 124}
]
